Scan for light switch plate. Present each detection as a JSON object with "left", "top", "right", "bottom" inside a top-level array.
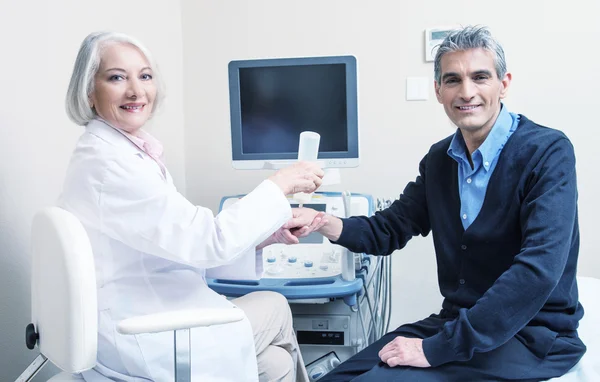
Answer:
[{"left": 406, "top": 77, "right": 430, "bottom": 101}]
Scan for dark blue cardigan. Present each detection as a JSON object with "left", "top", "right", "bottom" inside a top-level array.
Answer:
[{"left": 337, "top": 115, "right": 585, "bottom": 366}]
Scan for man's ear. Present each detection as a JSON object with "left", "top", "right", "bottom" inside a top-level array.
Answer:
[
  {"left": 499, "top": 72, "right": 512, "bottom": 99},
  {"left": 434, "top": 81, "right": 443, "bottom": 104}
]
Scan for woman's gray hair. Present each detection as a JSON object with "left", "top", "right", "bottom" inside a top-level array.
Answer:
[
  {"left": 65, "top": 31, "right": 165, "bottom": 126},
  {"left": 433, "top": 25, "right": 507, "bottom": 84}
]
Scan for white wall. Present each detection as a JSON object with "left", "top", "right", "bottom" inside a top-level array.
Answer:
[
  {"left": 0, "top": 1, "right": 185, "bottom": 380},
  {"left": 181, "top": 0, "right": 600, "bottom": 330}
]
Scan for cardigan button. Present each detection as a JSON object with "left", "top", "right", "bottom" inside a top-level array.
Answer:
[
  {"left": 461, "top": 245, "right": 467, "bottom": 250},
  {"left": 459, "top": 279, "right": 466, "bottom": 285}
]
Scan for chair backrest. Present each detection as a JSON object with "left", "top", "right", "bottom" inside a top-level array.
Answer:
[{"left": 31, "top": 207, "right": 97, "bottom": 373}]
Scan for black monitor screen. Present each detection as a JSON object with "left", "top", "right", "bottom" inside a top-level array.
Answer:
[{"left": 239, "top": 64, "right": 348, "bottom": 155}]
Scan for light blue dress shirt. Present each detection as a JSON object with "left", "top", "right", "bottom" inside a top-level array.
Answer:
[{"left": 447, "top": 105, "right": 520, "bottom": 229}]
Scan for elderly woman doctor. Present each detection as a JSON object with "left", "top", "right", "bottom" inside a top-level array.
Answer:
[{"left": 59, "top": 32, "right": 326, "bottom": 382}]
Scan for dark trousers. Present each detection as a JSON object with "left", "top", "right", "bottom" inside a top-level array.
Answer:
[{"left": 319, "top": 315, "right": 585, "bottom": 382}]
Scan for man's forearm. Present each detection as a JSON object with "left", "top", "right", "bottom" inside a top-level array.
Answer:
[{"left": 318, "top": 214, "right": 343, "bottom": 241}]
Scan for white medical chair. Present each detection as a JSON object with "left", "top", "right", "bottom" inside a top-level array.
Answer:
[{"left": 16, "top": 207, "right": 245, "bottom": 382}]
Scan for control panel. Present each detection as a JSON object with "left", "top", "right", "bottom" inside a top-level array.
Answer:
[{"left": 261, "top": 244, "right": 345, "bottom": 278}]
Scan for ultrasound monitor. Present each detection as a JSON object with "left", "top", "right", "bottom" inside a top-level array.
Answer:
[{"left": 228, "top": 55, "right": 359, "bottom": 169}]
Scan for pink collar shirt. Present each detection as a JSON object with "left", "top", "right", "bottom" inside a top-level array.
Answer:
[{"left": 97, "top": 118, "right": 167, "bottom": 178}]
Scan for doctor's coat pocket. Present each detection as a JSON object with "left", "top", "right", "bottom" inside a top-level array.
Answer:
[{"left": 515, "top": 325, "right": 559, "bottom": 359}]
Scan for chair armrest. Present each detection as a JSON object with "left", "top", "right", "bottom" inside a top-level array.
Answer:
[{"left": 116, "top": 308, "right": 245, "bottom": 335}]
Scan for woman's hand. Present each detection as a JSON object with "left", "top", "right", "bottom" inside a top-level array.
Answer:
[
  {"left": 268, "top": 161, "right": 324, "bottom": 195},
  {"left": 257, "top": 225, "right": 300, "bottom": 250},
  {"left": 257, "top": 208, "right": 328, "bottom": 250},
  {"left": 283, "top": 208, "right": 328, "bottom": 238}
]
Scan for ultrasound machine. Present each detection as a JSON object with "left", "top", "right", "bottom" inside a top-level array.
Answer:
[{"left": 207, "top": 55, "right": 392, "bottom": 381}]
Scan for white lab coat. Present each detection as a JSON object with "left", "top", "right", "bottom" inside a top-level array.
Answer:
[{"left": 58, "top": 119, "right": 292, "bottom": 382}]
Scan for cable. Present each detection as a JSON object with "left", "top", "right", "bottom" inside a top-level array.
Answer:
[
  {"left": 380, "top": 257, "right": 389, "bottom": 336},
  {"left": 357, "top": 304, "right": 369, "bottom": 349},
  {"left": 362, "top": 282, "right": 378, "bottom": 342},
  {"left": 385, "top": 255, "right": 393, "bottom": 333}
]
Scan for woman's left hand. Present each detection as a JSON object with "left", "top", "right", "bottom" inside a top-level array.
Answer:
[
  {"left": 257, "top": 225, "right": 302, "bottom": 250},
  {"left": 257, "top": 208, "right": 328, "bottom": 250}
]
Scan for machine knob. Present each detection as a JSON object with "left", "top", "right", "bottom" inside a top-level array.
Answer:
[
  {"left": 267, "top": 256, "right": 276, "bottom": 263},
  {"left": 320, "top": 264, "right": 329, "bottom": 271},
  {"left": 288, "top": 257, "right": 297, "bottom": 263},
  {"left": 304, "top": 261, "right": 313, "bottom": 268}
]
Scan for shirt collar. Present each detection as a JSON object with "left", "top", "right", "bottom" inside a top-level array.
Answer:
[
  {"left": 95, "top": 118, "right": 163, "bottom": 158},
  {"left": 447, "top": 104, "right": 513, "bottom": 172},
  {"left": 476, "top": 105, "right": 513, "bottom": 171},
  {"left": 447, "top": 129, "right": 467, "bottom": 165}
]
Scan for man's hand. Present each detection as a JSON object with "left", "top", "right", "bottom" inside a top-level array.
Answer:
[
  {"left": 283, "top": 208, "right": 328, "bottom": 238},
  {"left": 378, "top": 336, "right": 431, "bottom": 368}
]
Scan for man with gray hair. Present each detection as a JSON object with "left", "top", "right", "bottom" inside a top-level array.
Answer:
[{"left": 306, "top": 25, "right": 586, "bottom": 381}]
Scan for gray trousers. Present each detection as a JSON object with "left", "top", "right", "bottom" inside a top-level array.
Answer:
[{"left": 234, "top": 291, "right": 309, "bottom": 382}]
